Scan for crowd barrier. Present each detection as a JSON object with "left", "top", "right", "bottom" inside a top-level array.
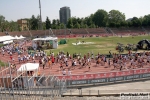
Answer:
[{"left": 56, "top": 67, "right": 150, "bottom": 86}]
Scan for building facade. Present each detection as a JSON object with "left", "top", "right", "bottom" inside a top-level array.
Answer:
[
  {"left": 17, "top": 19, "right": 28, "bottom": 31},
  {"left": 59, "top": 6, "right": 71, "bottom": 25}
]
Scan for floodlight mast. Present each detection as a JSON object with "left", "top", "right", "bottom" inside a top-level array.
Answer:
[
  {"left": 49, "top": 28, "right": 55, "bottom": 37},
  {"left": 39, "top": 0, "right": 43, "bottom": 30}
]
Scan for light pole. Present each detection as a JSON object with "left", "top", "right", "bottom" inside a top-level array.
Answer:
[{"left": 39, "top": 0, "right": 43, "bottom": 30}]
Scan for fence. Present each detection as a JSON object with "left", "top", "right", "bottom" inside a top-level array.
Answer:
[
  {"left": 0, "top": 64, "right": 67, "bottom": 100},
  {"left": 56, "top": 67, "right": 150, "bottom": 86}
]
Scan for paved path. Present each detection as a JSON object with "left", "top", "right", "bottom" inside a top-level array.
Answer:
[{"left": 64, "top": 80, "right": 150, "bottom": 95}]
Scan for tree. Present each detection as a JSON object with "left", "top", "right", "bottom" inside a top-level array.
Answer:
[
  {"left": 74, "top": 22, "right": 80, "bottom": 29},
  {"left": 142, "top": 14, "right": 150, "bottom": 26},
  {"left": 56, "top": 19, "right": 60, "bottom": 29},
  {"left": 120, "top": 21, "right": 128, "bottom": 27},
  {"left": 9, "top": 21, "right": 19, "bottom": 31},
  {"left": 30, "top": 15, "right": 39, "bottom": 30},
  {"left": 67, "top": 18, "right": 73, "bottom": 28},
  {"left": 0, "top": 15, "right": 5, "bottom": 32},
  {"left": 60, "top": 23, "right": 65, "bottom": 29},
  {"left": 131, "top": 17, "right": 141, "bottom": 27},
  {"left": 127, "top": 21, "right": 133, "bottom": 27},
  {"left": 52, "top": 19, "right": 57, "bottom": 29},
  {"left": 93, "top": 9, "right": 108, "bottom": 27},
  {"left": 80, "top": 20, "right": 85, "bottom": 28},
  {"left": 87, "top": 17, "right": 93, "bottom": 27},
  {"left": 108, "top": 10, "right": 125, "bottom": 27},
  {"left": 45, "top": 16, "right": 51, "bottom": 29},
  {"left": 109, "top": 22, "right": 116, "bottom": 27},
  {"left": 139, "top": 17, "right": 143, "bottom": 27},
  {"left": 42, "top": 22, "right": 46, "bottom": 30},
  {"left": 90, "top": 23, "right": 96, "bottom": 28}
]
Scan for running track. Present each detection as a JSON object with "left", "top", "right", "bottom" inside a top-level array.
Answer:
[{"left": 0, "top": 42, "right": 149, "bottom": 77}]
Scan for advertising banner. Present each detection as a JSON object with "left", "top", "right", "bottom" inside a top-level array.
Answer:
[{"left": 56, "top": 68, "right": 150, "bottom": 86}]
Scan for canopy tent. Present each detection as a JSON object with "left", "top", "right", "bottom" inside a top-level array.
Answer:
[
  {"left": 19, "top": 35, "right": 26, "bottom": 39},
  {"left": 17, "top": 63, "right": 39, "bottom": 87},
  {"left": 32, "top": 36, "right": 58, "bottom": 49},
  {"left": 32, "top": 36, "right": 58, "bottom": 41},
  {"left": 17, "top": 63, "right": 39, "bottom": 72},
  {"left": 14, "top": 35, "right": 19, "bottom": 39},
  {"left": 33, "top": 38, "right": 45, "bottom": 41},
  {"left": 0, "top": 35, "right": 15, "bottom": 42},
  {"left": 3, "top": 40, "right": 13, "bottom": 44}
]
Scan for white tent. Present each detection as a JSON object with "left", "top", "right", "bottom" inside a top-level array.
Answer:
[
  {"left": 17, "top": 63, "right": 39, "bottom": 72},
  {"left": 0, "top": 35, "right": 15, "bottom": 42},
  {"left": 3, "top": 40, "right": 13, "bottom": 44},
  {"left": 15, "top": 35, "right": 19, "bottom": 39},
  {"left": 32, "top": 36, "right": 58, "bottom": 49},
  {"left": 17, "top": 63, "right": 39, "bottom": 87},
  {"left": 33, "top": 38, "right": 45, "bottom": 41},
  {"left": 19, "top": 35, "right": 26, "bottom": 39}
]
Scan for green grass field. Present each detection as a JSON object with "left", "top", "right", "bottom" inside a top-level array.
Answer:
[
  {"left": 45, "top": 35, "right": 150, "bottom": 56},
  {"left": 0, "top": 60, "right": 8, "bottom": 67}
]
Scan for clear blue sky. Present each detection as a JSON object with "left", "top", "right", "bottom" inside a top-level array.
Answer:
[{"left": 0, "top": 0, "right": 149, "bottom": 22}]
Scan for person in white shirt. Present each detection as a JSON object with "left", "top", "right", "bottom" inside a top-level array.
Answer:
[
  {"left": 26, "top": 56, "right": 29, "bottom": 61},
  {"left": 62, "top": 69, "right": 66, "bottom": 75},
  {"left": 74, "top": 60, "right": 77, "bottom": 66},
  {"left": 68, "top": 69, "right": 71, "bottom": 76}
]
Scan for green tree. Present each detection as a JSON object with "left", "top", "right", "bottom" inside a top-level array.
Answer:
[
  {"left": 139, "top": 17, "right": 143, "bottom": 27},
  {"left": 109, "top": 22, "right": 116, "bottom": 27},
  {"left": 52, "top": 19, "right": 57, "bottom": 29},
  {"left": 42, "top": 22, "right": 46, "bottom": 30},
  {"left": 9, "top": 21, "right": 19, "bottom": 31},
  {"left": 60, "top": 23, "right": 65, "bottom": 29},
  {"left": 90, "top": 23, "right": 96, "bottom": 28},
  {"left": 120, "top": 21, "right": 128, "bottom": 27},
  {"left": 80, "top": 20, "right": 85, "bottom": 28},
  {"left": 0, "top": 15, "right": 5, "bottom": 32},
  {"left": 93, "top": 9, "right": 108, "bottom": 27},
  {"left": 30, "top": 15, "right": 39, "bottom": 30},
  {"left": 74, "top": 22, "right": 80, "bottom": 29},
  {"left": 131, "top": 17, "right": 141, "bottom": 27},
  {"left": 67, "top": 18, "right": 73, "bottom": 28},
  {"left": 56, "top": 19, "right": 60, "bottom": 29},
  {"left": 108, "top": 10, "right": 125, "bottom": 27},
  {"left": 45, "top": 16, "right": 51, "bottom": 29},
  {"left": 127, "top": 21, "right": 133, "bottom": 27},
  {"left": 142, "top": 14, "right": 150, "bottom": 26}
]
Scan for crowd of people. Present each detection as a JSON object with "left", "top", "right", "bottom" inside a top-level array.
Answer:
[
  {"left": 32, "top": 50, "right": 150, "bottom": 75},
  {"left": 0, "top": 38, "right": 150, "bottom": 76}
]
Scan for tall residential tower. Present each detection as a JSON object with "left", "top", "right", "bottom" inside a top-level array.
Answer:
[{"left": 59, "top": 6, "right": 71, "bottom": 25}]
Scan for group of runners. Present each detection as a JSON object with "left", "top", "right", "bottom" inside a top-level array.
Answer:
[{"left": 1, "top": 39, "right": 150, "bottom": 76}]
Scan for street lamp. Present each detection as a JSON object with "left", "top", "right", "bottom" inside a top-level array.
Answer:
[{"left": 39, "top": 0, "right": 42, "bottom": 30}]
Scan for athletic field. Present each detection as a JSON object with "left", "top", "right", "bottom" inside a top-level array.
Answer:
[{"left": 45, "top": 35, "right": 150, "bottom": 55}]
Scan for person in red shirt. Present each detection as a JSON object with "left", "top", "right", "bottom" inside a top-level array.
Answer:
[
  {"left": 60, "top": 62, "right": 63, "bottom": 70},
  {"left": 10, "top": 55, "right": 12, "bottom": 60},
  {"left": 51, "top": 56, "right": 55, "bottom": 65}
]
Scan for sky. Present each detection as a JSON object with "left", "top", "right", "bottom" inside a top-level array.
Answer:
[{"left": 0, "top": 0, "right": 149, "bottom": 22}]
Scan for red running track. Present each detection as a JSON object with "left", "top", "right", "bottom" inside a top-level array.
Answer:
[{"left": 0, "top": 41, "right": 149, "bottom": 77}]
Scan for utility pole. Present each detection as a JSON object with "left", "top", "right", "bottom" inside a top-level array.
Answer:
[{"left": 39, "top": 0, "right": 43, "bottom": 30}]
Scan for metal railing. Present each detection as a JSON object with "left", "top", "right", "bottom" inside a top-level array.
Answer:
[{"left": 0, "top": 63, "right": 67, "bottom": 100}]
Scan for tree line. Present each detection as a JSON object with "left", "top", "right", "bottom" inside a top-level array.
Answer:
[{"left": 0, "top": 9, "right": 150, "bottom": 32}]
